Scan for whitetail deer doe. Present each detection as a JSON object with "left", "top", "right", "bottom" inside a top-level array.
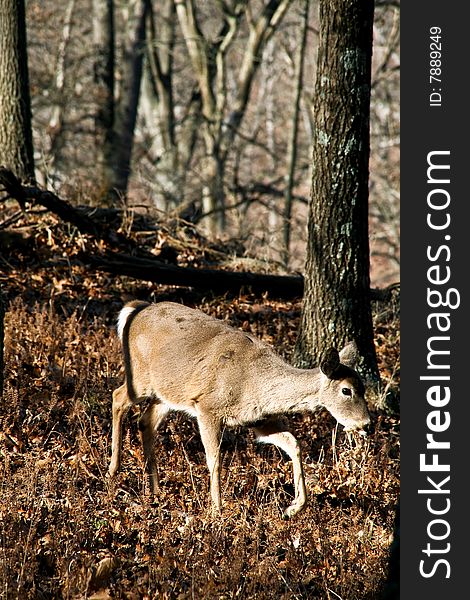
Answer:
[{"left": 108, "top": 301, "right": 370, "bottom": 518}]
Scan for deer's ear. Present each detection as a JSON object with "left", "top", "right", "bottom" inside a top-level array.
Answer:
[
  {"left": 339, "top": 341, "right": 359, "bottom": 368},
  {"left": 320, "top": 348, "right": 340, "bottom": 378}
]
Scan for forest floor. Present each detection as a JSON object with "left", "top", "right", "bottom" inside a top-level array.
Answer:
[{"left": 0, "top": 201, "right": 400, "bottom": 599}]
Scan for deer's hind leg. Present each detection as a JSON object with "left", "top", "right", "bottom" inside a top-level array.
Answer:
[
  {"left": 253, "top": 417, "right": 307, "bottom": 519},
  {"left": 108, "top": 383, "right": 133, "bottom": 479},
  {"left": 138, "top": 400, "right": 170, "bottom": 495}
]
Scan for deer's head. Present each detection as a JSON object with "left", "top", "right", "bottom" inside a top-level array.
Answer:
[{"left": 318, "top": 342, "right": 370, "bottom": 433}]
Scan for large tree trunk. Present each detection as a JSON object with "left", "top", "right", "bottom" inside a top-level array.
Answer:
[
  {"left": 0, "top": 0, "right": 35, "bottom": 182},
  {"left": 294, "top": 0, "right": 380, "bottom": 388}
]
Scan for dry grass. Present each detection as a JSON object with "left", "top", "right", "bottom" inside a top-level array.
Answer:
[
  {"left": 0, "top": 205, "right": 399, "bottom": 599},
  {"left": 0, "top": 290, "right": 399, "bottom": 600}
]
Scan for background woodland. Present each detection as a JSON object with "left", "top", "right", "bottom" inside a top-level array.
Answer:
[{"left": 0, "top": 1, "right": 400, "bottom": 598}]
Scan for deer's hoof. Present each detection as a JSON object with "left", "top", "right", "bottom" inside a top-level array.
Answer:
[{"left": 283, "top": 501, "right": 306, "bottom": 520}]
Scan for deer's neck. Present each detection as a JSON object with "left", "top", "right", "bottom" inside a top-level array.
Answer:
[{"left": 257, "top": 365, "right": 323, "bottom": 416}]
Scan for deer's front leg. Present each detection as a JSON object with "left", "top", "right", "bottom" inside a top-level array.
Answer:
[
  {"left": 197, "top": 413, "right": 222, "bottom": 513},
  {"left": 254, "top": 419, "right": 307, "bottom": 519}
]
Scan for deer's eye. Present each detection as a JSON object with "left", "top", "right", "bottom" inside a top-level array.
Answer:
[{"left": 341, "top": 387, "right": 352, "bottom": 397}]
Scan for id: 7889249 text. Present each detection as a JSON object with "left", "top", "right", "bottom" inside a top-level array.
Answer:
[{"left": 429, "top": 26, "right": 442, "bottom": 107}]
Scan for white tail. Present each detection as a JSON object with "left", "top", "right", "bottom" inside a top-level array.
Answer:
[{"left": 108, "top": 301, "right": 370, "bottom": 518}]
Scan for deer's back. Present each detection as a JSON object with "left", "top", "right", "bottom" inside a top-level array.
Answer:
[{"left": 125, "top": 302, "right": 282, "bottom": 421}]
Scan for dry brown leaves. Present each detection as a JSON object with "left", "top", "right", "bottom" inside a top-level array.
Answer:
[{"left": 0, "top": 201, "right": 399, "bottom": 599}]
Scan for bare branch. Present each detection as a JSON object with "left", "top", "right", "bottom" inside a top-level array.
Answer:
[{"left": 222, "top": 0, "right": 292, "bottom": 157}]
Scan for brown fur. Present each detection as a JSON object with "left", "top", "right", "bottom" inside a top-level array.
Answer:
[{"left": 108, "top": 301, "right": 370, "bottom": 518}]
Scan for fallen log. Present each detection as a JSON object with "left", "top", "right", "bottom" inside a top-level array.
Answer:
[
  {"left": 87, "top": 252, "right": 304, "bottom": 298},
  {"left": 87, "top": 251, "right": 399, "bottom": 301},
  {"left": 0, "top": 168, "right": 130, "bottom": 248},
  {"left": 1, "top": 167, "right": 399, "bottom": 302}
]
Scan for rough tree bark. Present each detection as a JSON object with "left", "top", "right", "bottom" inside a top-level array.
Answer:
[
  {"left": 294, "top": 0, "right": 380, "bottom": 389},
  {"left": 0, "top": 0, "right": 35, "bottom": 182}
]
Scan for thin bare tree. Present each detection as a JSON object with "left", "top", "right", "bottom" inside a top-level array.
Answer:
[
  {"left": 111, "top": 0, "right": 149, "bottom": 197},
  {"left": 282, "top": 0, "right": 310, "bottom": 267},
  {"left": 93, "top": 0, "right": 115, "bottom": 197},
  {"left": 175, "top": 0, "right": 292, "bottom": 234},
  {"left": 47, "top": 0, "right": 76, "bottom": 177}
]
